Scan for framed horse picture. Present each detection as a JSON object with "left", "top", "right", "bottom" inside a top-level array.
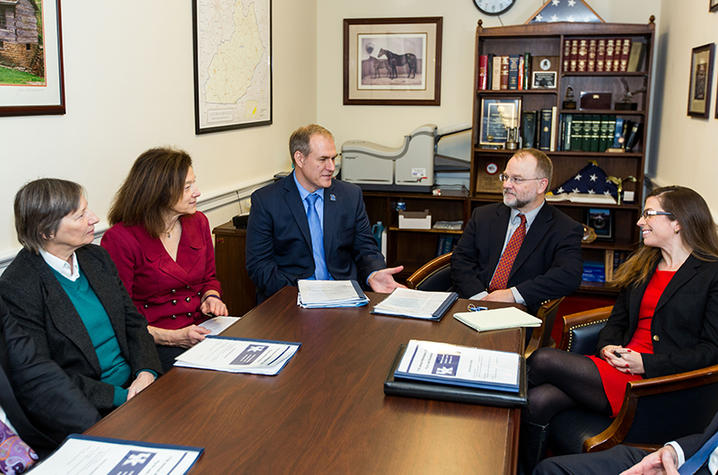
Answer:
[{"left": 343, "top": 17, "right": 442, "bottom": 105}]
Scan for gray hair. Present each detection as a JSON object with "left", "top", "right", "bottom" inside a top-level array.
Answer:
[{"left": 14, "top": 178, "right": 84, "bottom": 253}]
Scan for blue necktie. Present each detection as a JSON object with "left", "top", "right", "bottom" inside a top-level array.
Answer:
[
  {"left": 305, "top": 193, "right": 330, "bottom": 280},
  {"left": 679, "top": 428, "right": 718, "bottom": 474}
]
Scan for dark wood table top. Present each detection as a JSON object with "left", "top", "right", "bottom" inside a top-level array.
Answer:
[{"left": 86, "top": 287, "right": 523, "bottom": 474}]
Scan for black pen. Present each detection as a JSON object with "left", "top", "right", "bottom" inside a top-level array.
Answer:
[{"left": 613, "top": 350, "right": 622, "bottom": 358}]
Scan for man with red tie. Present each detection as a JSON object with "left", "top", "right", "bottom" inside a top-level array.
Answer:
[{"left": 450, "top": 149, "right": 583, "bottom": 314}]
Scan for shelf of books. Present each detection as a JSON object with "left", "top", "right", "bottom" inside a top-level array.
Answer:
[{"left": 471, "top": 18, "right": 655, "bottom": 293}]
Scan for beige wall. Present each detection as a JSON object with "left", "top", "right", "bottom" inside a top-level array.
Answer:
[
  {"left": 316, "top": 0, "right": 660, "bottom": 149},
  {"left": 0, "top": 0, "right": 316, "bottom": 255},
  {"left": 650, "top": 0, "right": 718, "bottom": 209}
]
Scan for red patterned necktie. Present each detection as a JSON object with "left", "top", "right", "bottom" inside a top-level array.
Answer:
[
  {"left": 489, "top": 213, "right": 526, "bottom": 292},
  {"left": 0, "top": 418, "right": 38, "bottom": 474}
]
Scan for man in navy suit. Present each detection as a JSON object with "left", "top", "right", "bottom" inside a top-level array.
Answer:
[
  {"left": 246, "top": 124, "right": 404, "bottom": 302},
  {"left": 535, "top": 410, "right": 718, "bottom": 474},
  {"left": 0, "top": 298, "right": 100, "bottom": 459},
  {"left": 450, "top": 149, "right": 583, "bottom": 313}
]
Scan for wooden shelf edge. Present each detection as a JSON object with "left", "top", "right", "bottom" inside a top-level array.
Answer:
[
  {"left": 559, "top": 109, "right": 646, "bottom": 116},
  {"left": 388, "top": 227, "right": 464, "bottom": 234}
]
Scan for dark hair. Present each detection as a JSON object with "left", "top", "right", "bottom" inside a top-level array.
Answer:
[
  {"left": 108, "top": 147, "right": 192, "bottom": 238},
  {"left": 14, "top": 178, "right": 84, "bottom": 253},
  {"left": 613, "top": 186, "right": 718, "bottom": 287},
  {"left": 289, "top": 124, "right": 333, "bottom": 164},
  {"left": 513, "top": 148, "right": 553, "bottom": 190}
]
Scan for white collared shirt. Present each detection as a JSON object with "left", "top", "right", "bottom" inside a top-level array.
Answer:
[
  {"left": 39, "top": 247, "right": 80, "bottom": 282},
  {"left": 0, "top": 405, "right": 17, "bottom": 434}
]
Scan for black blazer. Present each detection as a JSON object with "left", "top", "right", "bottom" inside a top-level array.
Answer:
[
  {"left": 0, "top": 299, "right": 100, "bottom": 457},
  {"left": 450, "top": 202, "right": 583, "bottom": 313},
  {"left": 246, "top": 174, "right": 386, "bottom": 302},
  {"left": 596, "top": 256, "right": 718, "bottom": 379},
  {"left": 0, "top": 245, "right": 162, "bottom": 413}
]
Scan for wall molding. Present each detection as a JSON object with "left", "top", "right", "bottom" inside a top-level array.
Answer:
[{"left": 0, "top": 176, "right": 276, "bottom": 273}]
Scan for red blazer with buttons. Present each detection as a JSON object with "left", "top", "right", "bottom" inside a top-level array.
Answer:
[{"left": 101, "top": 212, "right": 222, "bottom": 330}]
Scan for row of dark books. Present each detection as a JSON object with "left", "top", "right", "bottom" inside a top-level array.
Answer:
[
  {"left": 558, "top": 115, "right": 642, "bottom": 153},
  {"left": 562, "top": 37, "right": 645, "bottom": 73},
  {"left": 520, "top": 108, "right": 557, "bottom": 152},
  {"left": 436, "top": 235, "right": 458, "bottom": 257},
  {"left": 478, "top": 53, "right": 536, "bottom": 91}
]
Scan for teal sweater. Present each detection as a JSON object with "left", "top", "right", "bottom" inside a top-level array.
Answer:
[{"left": 52, "top": 268, "right": 130, "bottom": 406}]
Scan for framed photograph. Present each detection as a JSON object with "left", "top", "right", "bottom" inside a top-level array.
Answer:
[
  {"left": 192, "top": 0, "right": 272, "bottom": 134},
  {"left": 478, "top": 97, "right": 521, "bottom": 147},
  {"left": 687, "top": 43, "right": 715, "bottom": 118},
  {"left": 586, "top": 208, "right": 613, "bottom": 240},
  {"left": 532, "top": 71, "right": 557, "bottom": 89},
  {"left": 343, "top": 17, "right": 442, "bottom": 105},
  {"left": 711, "top": 0, "right": 718, "bottom": 12},
  {"left": 0, "top": 0, "right": 65, "bottom": 116}
]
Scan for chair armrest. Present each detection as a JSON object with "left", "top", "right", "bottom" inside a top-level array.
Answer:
[
  {"left": 524, "top": 297, "right": 564, "bottom": 358},
  {"left": 558, "top": 306, "right": 613, "bottom": 352},
  {"left": 585, "top": 364, "right": 718, "bottom": 452},
  {"left": 406, "top": 252, "right": 453, "bottom": 290}
]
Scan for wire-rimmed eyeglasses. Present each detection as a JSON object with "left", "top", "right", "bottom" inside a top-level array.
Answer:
[{"left": 498, "top": 173, "right": 546, "bottom": 185}]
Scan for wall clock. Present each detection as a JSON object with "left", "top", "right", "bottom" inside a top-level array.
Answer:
[{"left": 473, "top": 0, "right": 516, "bottom": 16}]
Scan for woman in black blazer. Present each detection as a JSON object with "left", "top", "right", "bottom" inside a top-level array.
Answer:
[
  {"left": 521, "top": 186, "right": 718, "bottom": 470},
  {"left": 0, "top": 179, "right": 162, "bottom": 415}
]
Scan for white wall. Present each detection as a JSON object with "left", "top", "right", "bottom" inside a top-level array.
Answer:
[
  {"left": 650, "top": 0, "right": 718, "bottom": 208},
  {"left": 316, "top": 0, "right": 660, "bottom": 149},
  {"left": 0, "top": 0, "right": 316, "bottom": 256}
]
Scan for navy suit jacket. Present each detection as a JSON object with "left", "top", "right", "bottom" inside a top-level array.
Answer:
[
  {"left": 450, "top": 202, "right": 583, "bottom": 313},
  {"left": 677, "top": 409, "right": 718, "bottom": 468},
  {"left": 596, "top": 256, "right": 718, "bottom": 379},
  {"left": 0, "top": 299, "right": 100, "bottom": 457},
  {"left": 246, "top": 174, "right": 385, "bottom": 302}
]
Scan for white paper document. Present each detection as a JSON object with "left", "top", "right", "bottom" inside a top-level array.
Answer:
[
  {"left": 31, "top": 435, "right": 202, "bottom": 475},
  {"left": 198, "top": 316, "right": 240, "bottom": 335},
  {"left": 297, "top": 279, "right": 369, "bottom": 308},
  {"left": 454, "top": 307, "right": 542, "bottom": 332},
  {"left": 174, "top": 336, "right": 300, "bottom": 375},
  {"left": 395, "top": 339, "right": 520, "bottom": 392},
  {"left": 373, "top": 288, "right": 458, "bottom": 320}
]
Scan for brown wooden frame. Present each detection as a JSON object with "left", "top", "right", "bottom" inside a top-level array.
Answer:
[
  {"left": 0, "top": 0, "right": 65, "bottom": 116},
  {"left": 559, "top": 306, "right": 718, "bottom": 452},
  {"left": 343, "top": 17, "right": 442, "bottom": 106},
  {"left": 687, "top": 43, "right": 715, "bottom": 118},
  {"left": 711, "top": 0, "right": 718, "bottom": 13}
]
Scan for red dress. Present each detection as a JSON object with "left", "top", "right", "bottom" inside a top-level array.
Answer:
[{"left": 587, "top": 270, "right": 676, "bottom": 416}]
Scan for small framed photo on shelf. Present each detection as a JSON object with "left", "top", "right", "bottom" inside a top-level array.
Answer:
[
  {"left": 531, "top": 56, "right": 558, "bottom": 89},
  {"left": 586, "top": 208, "right": 613, "bottom": 240},
  {"left": 478, "top": 97, "right": 521, "bottom": 146},
  {"left": 687, "top": 43, "right": 715, "bottom": 118}
]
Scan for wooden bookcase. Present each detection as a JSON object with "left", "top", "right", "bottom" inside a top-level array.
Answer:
[{"left": 469, "top": 18, "right": 655, "bottom": 294}]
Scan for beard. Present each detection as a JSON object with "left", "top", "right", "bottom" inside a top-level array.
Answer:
[{"left": 503, "top": 189, "right": 530, "bottom": 210}]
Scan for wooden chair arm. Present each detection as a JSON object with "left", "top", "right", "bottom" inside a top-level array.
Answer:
[
  {"left": 524, "top": 297, "right": 564, "bottom": 359},
  {"left": 584, "top": 364, "right": 718, "bottom": 452},
  {"left": 406, "top": 252, "right": 453, "bottom": 289},
  {"left": 558, "top": 306, "right": 613, "bottom": 351}
]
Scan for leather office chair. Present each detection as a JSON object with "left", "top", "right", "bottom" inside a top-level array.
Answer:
[
  {"left": 406, "top": 252, "right": 562, "bottom": 358},
  {"left": 549, "top": 306, "right": 718, "bottom": 455}
]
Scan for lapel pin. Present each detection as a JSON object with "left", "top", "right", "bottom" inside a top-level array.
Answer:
[{"left": 329, "top": 194, "right": 336, "bottom": 201}]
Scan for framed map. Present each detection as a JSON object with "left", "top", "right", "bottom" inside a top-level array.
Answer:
[{"left": 192, "top": 0, "right": 272, "bottom": 134}]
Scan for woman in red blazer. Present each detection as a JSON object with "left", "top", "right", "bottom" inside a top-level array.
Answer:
[{"left": 102, "top": 148, "right": 228, "bottom": 371}]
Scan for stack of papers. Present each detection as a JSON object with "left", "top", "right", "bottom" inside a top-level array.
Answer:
[
  {"left": 453, "top": 307, "right": 541, "bottom": 332},
  {"left": 372, "top": 288, "right": 458, "bottom": 320},
  {"left": 31, "top": 435, "right": 202, "bottom": 475},
  {"left": 395, "top": 339, "right": 520, "bottom": 392},
  {"left": 174, "top": 336, "right": 300, "bottom": 375},
  {"left": 297, "top": 279, "right": 369, "bottom": 308}
]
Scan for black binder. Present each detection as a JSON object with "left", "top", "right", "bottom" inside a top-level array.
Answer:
[{"left": 383, "top": 345, "right": 528, "bottom": 407}]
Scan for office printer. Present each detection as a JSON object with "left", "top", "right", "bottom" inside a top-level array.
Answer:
[{"left": 340, "top": 124, "right": 470, "bottom": 192}]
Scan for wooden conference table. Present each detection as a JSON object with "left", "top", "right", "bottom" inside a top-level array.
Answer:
[{"left": 86, "top": 287, "right": 524, "bottom": 474}]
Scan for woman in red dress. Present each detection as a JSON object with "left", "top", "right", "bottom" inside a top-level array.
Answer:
[
  {"left": 102, "top": 148, "right": 229, "bottom": 372},
  {"left": 521, "top": 186, "right": 718, "bottom": 470}
]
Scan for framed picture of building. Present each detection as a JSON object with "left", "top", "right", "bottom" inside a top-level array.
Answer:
[
  {"left": 343, "top": 17, "right": 442, "bottom": 105},
  {"left": 0, "top": 0, "right": 65, "bottom": 116}
]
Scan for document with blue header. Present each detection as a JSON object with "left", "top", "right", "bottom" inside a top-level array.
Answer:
[
  {"left": 174, "top": 336, "right": 300, "bottom": 375},
  {"left": 394, "top": 339, "right": 520, "bottom": 392},
  {"left": 30, "top": 435, "right": 202, "bottom": 474}
]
